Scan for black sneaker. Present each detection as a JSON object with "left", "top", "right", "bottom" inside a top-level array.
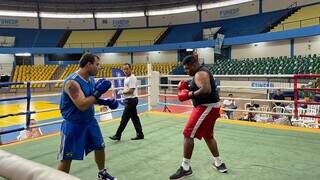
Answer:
[
  {"left": 213, "top": 162, "right": 228, "bottom": 173},
  {"left": 169, "top": 166, "right": 192, "bottom": 180},
  {"left": 131, "top": 135, "right": 144, "bottom": 140},
  {"left": 109, "top": 135, "right": 120, "bottom": 141},
  {"left": 98, "top": 169, "right": 117, "bottom": 180}
]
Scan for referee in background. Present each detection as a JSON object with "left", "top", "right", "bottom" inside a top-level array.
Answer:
[{"left": 109, "top": 63, "right": 144, "bottom": 141}]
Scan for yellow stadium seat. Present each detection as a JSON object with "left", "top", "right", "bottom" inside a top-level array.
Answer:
[
  {"left": 115, "top": 28, "right": 167, "bottom": 46},
  {"left": 271, "top": 4, "right": 320, "bottom": 32},
  {"left": 64, "top": 30, "right": 116, "bottom": 48},
  {"left": 11, "top": 65, "right": 58, "bottom": 89}
]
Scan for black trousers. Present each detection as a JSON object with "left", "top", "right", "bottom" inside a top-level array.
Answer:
[{"left": 115, "top": 97, "right": 143, "bottom": 137}]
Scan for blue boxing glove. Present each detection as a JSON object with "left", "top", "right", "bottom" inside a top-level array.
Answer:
[
  {"left": 97, "top": 98, "right": 119, "bottom": 109},
  {"left": 93, "top": 79, "right": 111, "bottom": 99}
]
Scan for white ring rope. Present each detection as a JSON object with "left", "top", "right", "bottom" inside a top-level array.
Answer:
[
  {"left": 31, "top": 85, "right": 150, "bottom": 98},
  {"left": 159, "top": 102, "right": 192, "bottom": 108},
  {"left": 32, "top": 93, "right": 62, "bottom": 98},
  {"left": 160, "top": 74, "right": 294, "bottom": 78},
  {"left": 96, "top": 103, "right": 148, "bottom": 116},
  {"left": 159, "top": 84, "right": 293, "bottom": 90},
  {"left": 159, "top": 102, "right": 294, "bottom": 116},
  {"left": 35, "top": 108, "right": 60, "bottom": 113},
  {"left": 221, "top": 108, "right": 294, "bottom": 116},
  {"left": 159, "top": 84, "right": 178, "bottom": 87},
  {"left": 113, "top": 84, "right": 150, "bottom": 90},
  {"left": 24, "top": 75, "right": 151, "bottom": 84},
  {"left": 31, "top": 94, "right": 150, "bottom": 114},
  {"left": 221, "top": 97, "right": 294, "bottom": 103},
  {"left": 159, "top": 94, "right": 294, "bottom": 104},
  {"left": 217, "top": 86, "right": 293, "bottom": 90}
]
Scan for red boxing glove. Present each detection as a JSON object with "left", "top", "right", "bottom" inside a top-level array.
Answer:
[
  {"left": 177, "top": 80, "right": 189, "bottom": 91},
  {"left": 178, "top": 89, "right": 191, "bottom": 102}
]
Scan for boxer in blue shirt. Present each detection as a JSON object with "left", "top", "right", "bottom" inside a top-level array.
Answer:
[{"left": 57, "top": 53, "right": 118, "bottom": 180}]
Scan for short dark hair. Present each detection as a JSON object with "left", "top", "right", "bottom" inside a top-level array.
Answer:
[
  {"left": 123, "top": 63, "right": 132, "bottom": 69},
  {"left": 79, "top": 53, "right": 99, "bottom": 68},
  {"left": 182, "top": 55, "right": 197, "bottom": 65}
]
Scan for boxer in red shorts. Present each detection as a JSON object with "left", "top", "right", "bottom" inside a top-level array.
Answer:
[{"left": 170, "top": 55, "right": 228, "bottom": 180}]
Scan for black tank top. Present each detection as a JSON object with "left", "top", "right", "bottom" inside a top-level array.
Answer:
[{"left": 189, "top": 66, "right": 220, "bottom": 107}]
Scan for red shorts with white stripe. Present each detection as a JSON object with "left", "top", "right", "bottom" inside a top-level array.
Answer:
[{"left": 183, "top": 104, "right": 220, "bottom": 140}]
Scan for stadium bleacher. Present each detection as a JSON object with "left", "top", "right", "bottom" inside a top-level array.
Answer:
[
  {"left": 64, "top": 30, "right": 116, "bottom": 48},
  {"left": 271, "top": 4, "right": 320, "bottom": 32},
  {"left": 161, "top": 9, "right": 293, "bottom": 43},
  {"left": 115, "top": 28, "right": 167, "bottom": 46},
  {"left": 12, "top": 65, "right": 58, "bottom": 88},
  {"left": 208, "top": 54, "right": 320, "bottom": 75}
]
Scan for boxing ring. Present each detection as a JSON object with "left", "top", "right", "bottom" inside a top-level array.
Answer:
[{"left": 1, "top": 72, "right": 320, "bottom": 180}]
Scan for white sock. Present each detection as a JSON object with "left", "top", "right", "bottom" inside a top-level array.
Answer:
[
  {"left": 181, "top": 158, "right": 191, "bottom": 171},
  {"left": 213, "top": 156, "right": 222, "bottom": 166}
]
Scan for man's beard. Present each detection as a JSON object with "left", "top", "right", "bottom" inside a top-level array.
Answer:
[{"left": 89, "top": 71, "right": 97, "bottom": 76}]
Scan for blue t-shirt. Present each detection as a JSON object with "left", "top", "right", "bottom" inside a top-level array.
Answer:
[{"left": 60, "top": 73, "right": 95, "bottom": 123}]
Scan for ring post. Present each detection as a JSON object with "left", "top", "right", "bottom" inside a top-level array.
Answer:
[{"left": 26, "top": 82, "right": 31, "bottom": 128}]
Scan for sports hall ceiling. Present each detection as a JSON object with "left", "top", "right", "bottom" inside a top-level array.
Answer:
[{"left": 0, "top": 0, "right": 214, "bottom": 12}]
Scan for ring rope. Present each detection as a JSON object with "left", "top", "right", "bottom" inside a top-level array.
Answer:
[
  {"left": 159, "top": 94, "right": 295, "bottom": 103},
  {"left": 159, "top": 102, "right": 294, "bottom": 116}
]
